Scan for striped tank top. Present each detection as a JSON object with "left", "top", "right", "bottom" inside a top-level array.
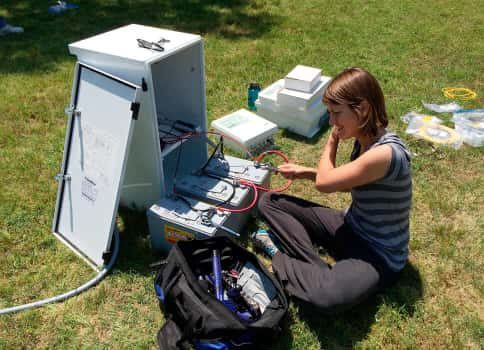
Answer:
[{"left": 345, "top": 131, "right": 412, "bottom": 272}]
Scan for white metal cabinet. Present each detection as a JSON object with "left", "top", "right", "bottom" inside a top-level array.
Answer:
[
  {"left": 68, "top": 24, "right": 208, "bottom": 209},
  {"left": 54, "top": 24, "right": 208, "bottom": 268}
]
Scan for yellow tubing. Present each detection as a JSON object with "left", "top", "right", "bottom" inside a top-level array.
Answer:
[{"left": 442, "top": 87, "right": 477, "bottom": 100}]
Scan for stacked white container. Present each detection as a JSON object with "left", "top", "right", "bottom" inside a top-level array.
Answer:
[{"left": 255, "top": 65, "right": 331, "bottom": 138}]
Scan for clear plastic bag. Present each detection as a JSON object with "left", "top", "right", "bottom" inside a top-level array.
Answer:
[
  {"left": 452, "top": 110, "right": 484, "bottom": 147},
  {"left": 401, "top": 112, "right": 462, "bottom": 149},
  {"left": 401, "top": 112, "right": 443, "bottom": 134},
  {"left": 422, "top": 102, "right": 461, "bottom": 113}
]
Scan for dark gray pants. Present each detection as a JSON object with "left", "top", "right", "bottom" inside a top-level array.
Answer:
[{"left": 258, "top": 192, "right": 399, "bottom": 314}]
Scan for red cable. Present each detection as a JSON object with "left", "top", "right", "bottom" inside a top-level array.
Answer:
[
  {"left": 253, "top": 150, "right": 293, "bottom": 192},
  {"left": 216, "top": 180, "right": 258, "bottom": 213},
  {"left": 256, "top": 179, "right": 293, "bottom": 193},
  {"left": 256, "top": 149, "right": 290, "bottom": 163}
]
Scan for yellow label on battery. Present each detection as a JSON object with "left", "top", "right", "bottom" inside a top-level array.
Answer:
[
  {"left": 164, "top": 224, "right": 195, "bottom": 244},
  {"left": 422, "top": 115, "right": 434, "bottom": 122}
]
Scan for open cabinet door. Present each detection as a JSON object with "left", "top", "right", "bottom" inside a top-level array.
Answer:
[{"left": 52, "top": 63, "right": 141, "bottom": 269}]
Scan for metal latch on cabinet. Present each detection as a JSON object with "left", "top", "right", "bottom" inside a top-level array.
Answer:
[
  {"left": 64, "top": 106, "right": 81, "bottom": 118},
  {"left": 54, "top": 174, "right": 72, "bottom": 183}
]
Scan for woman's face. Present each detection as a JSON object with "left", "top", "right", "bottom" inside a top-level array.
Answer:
[{"left": 327, "top": 102, "right": 361, "bottom": 139}]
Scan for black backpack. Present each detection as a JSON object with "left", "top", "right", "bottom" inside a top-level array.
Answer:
[{"left": 154, "top": 237, "right": 288, "bottom": 350}]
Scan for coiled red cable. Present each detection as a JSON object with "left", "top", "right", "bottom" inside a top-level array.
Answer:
[{"left": 253, "top": 150, "right": 293, "bottom": 193}]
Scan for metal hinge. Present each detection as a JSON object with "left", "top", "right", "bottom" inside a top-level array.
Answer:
[
  {"left": 54, "top": 174, "right": 72, "bottom": 182},
  {"left": 102, "top": 249, "right": 112, "bottom": 262},
  {"left": 64, "top": 106, "right": 81, "bottom": 118},
  {"left": 131, "top": 102, "right": 140, "bottom": 120}
]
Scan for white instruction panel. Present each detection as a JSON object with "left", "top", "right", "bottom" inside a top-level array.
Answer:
[{"left": 53, "top": 63, "right": 140, "bottom": 268}]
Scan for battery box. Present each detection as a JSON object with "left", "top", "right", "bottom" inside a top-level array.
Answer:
[
  {"left": 150, "top": 155, "right": 271, "bottom": 254},
  {"left": 147, "top": 196, "right": 230, "bottom": 254},
  {"left": 148, "top": 155, "right": 270, "bottom": 254},
  {"left": 175, "top": 174, "right": 249, "bottom": 208},
  {"left": 204, "top": 155, "right": 271, "bottom": 188},
  {"left": 175, "top": 173, "right": 254, "bottom": 233}
]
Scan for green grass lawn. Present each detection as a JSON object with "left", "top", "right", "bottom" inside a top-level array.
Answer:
[{"left": 1, "top": 0, "right": 483, "bottom": 349}]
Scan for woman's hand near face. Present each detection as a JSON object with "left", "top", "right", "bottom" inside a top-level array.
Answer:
[{"left": 328, "top": 126, "right": 341, "bottom": 146}]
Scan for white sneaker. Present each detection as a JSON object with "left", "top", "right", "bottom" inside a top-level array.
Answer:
[
  {"left": 251, "top": 229, "right": 280, "bottom": 257},
  {"left": 0, "top": 24, "right": 24, "bottom": 36}
]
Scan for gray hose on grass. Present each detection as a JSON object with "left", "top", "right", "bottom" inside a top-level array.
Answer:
[{"left": 0, "top": 229, "right": 120, "bottom": 315}]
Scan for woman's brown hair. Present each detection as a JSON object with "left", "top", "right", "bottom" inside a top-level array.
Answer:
[{"left": 322, "top": 67, "right": 388, "bottom": 136}]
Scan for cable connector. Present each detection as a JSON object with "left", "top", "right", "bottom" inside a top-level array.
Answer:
[
  {"left": 200, "top": 208, "right": 216, "bottom": 226},
  {"left": 253, "top": 161, "right": 278, "bottom": 173}
]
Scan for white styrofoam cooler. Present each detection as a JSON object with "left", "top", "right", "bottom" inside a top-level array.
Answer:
[
  {"left": 284, "top": 65, "right": 322, "bottom": 92},
  {"left": 257, "top": 79, "right": 284, "bottom": 111},
  {"left": 255, "top": 77, "right": 330, "bottom": 138},
  {"left": 256, "top": 99, "right": 329, "bottom": 138},
  {"left": 211, "top": 109, "right": 278, "bottom": 154},
  {"left": 278, "top": 76, "right": 332, "bottom": 111}
]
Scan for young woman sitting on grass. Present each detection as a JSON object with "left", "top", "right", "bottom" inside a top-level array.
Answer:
[{"left": 252, "top": 67, "right": 412, "bottom": 313}]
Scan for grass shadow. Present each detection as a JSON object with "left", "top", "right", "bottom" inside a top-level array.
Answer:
[
  {"left": 292, "top": 262, "right": 423, "bottom": 349},
  {"left": 114, "top": 207, "right": 160, "bottom": 277},
  {"left": 1, "top": 0, "right": 281, "bottom": 74}
]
